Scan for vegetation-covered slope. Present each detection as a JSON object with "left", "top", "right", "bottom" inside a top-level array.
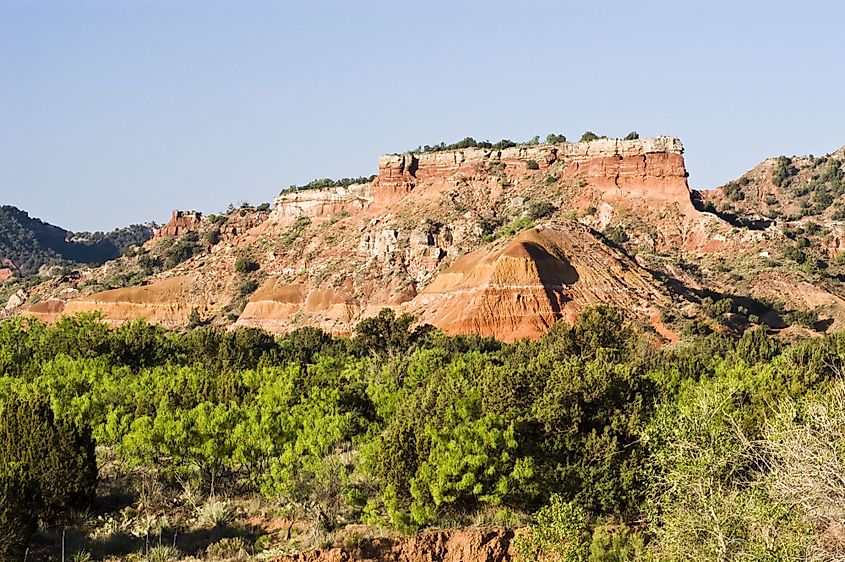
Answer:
[{"left": 0, "top": 205, "right": 153, "bottom": 276}]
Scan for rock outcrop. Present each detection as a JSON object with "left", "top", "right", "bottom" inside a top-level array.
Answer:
[
  {"left": 375, "top": 136, "right": 693, "bottom": 212},
  {"left": 411, "top": 223, "right": 670, "bottom": 341},
  {"left": 275, "top": 528, "right": 515, "bottom": 562},
  {"left": 62, "top": 275, "right": 209, "bottom": 326},
  {"left": 154, "top": 210, "right": 202, "bottom": 239},
  {"left": 271, "top": 184, "right": 373, "bottom": 227},
  {"left": 24, "top": 134, "right": 816, "bottom": 341}
]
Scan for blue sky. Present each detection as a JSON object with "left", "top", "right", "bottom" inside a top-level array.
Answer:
[{"left": 1, "top": 0, "right": 844, "bottom": 231}]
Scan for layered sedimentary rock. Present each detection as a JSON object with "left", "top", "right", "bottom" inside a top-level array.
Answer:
[
  {"left": 411, "top": 223, "right": 670, "bottom": 341},
  {"left": 39, "top": 136, "right": 701, "bottom": 338},
  {"left": 62, "top": 276, "right": 207, "bottom": 326},
  {"left": 375, "top": 136, "right": 693, "bottom": 211},
  {"left": 271, "top": 184, "right": 373, "bottom": 227},
  {"left": 268, "top": 137, "right": 693, "bottom": 226}
]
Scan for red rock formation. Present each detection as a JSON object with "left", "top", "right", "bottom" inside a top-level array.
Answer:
[
  {"left": 411, "top": 223, "right": 670, "bottom": 341},
  {"left": 154, "top": 210, "right": 202, "bottom": 239},
  {"left": 45, "top": 137, "right": 699, "bottom": 337},
  {"left": 0, "top": 268, "right": 12, "bottom": 282},
  {"left": 375, "top": 136, "right": 693, "bottom": 213},
  {"left": 274, "top": 528, "right": 515, "bottom": 562}
]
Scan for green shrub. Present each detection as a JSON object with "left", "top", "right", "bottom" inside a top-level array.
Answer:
[
  {"left": 205, "top": 229, "right": 221, "bottom": 245},
  {"left": 234, "top": 257, "right": 260, "bottom": 274},
  {"left": 772, "top": 156, "right": 798, "bottom": 187},
  {"left": 238, "top": 278, "right": 260, "bottom": 298},
  {"left": 515, "top": 495, "right": 590, "bottom": 561},
  {"left": 527, "top": 201, "right": 556, "bottom": 220},
  {"left": 164, "top": 236, "right": 202, "bottom": 269},
  {"left": 526, "top": 160, "right": 540, "bottom": 170},
  {"left": 0, "top": 397, "right": 97, "bottom": 522},
  {"left": 785, "top": 308, "right": 819, "bottom": 329},
  {"left": 605, "top": 225, "right": 629, "bottom": 244},
  {"left": 495, "top": 216, "right": 536, "bottom": 238},
  {"left": 546, "top": 133, "right": 567, "bottom": 144},
  {"left": 580, "top": 131, "right": 600, "bottom": 142},
  {"left": 0, "top": 474, "right": 36, "bottom": 561},
  {"left": 623, "top": 131, "right": 639, "bottom": 141},
  {"left": 723, "top": 181, "right": 745, "bottom": 201},
  {"left": 588, "top": 526, "right": 646, "bottom": 562}
]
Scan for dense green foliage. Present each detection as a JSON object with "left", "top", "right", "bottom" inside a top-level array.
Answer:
[
  {"left": 4, "top": 307, "right": 845, "bottom": 558},
  {"left": 0, "top": 474, "right": 36, "bottom": 560},
  {"left": 0, "top": 396, "right": 96, "bottom": 559},
  {"left": 411, "top": 137, "right": 518, "bottom": 153},
  {"left": 0, "top": 205, "right": 152, "bottom": 276},
  {"left": 285, "top": 175, "right": 378, "bottom": 193},
  {"left": 0, "top": 397, "right": 97, "bottom": 520},
  {"left": 771, "top": 155, "right": 799, "bottom": 188}
]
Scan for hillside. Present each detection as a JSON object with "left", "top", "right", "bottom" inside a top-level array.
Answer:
[
  {"left": 5, "top": 135, "right": 845, "bottom": 342},
  {"left": 0, "top": 205, "right": 153, "bottom": 276}
]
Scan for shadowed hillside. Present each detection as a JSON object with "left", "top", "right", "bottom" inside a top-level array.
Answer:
[{"left": 0, "top": 205, "right": 153, "bottom": 275}]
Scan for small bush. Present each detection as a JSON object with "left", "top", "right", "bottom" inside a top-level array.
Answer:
[
  {"left": 786, "top": 308, "right": 819, "bottom": 329},
  {"left": 605, "top": 225, "right": 629, "bottom": 244},
  {"left": 546, "top": 133, "right": 567, "bottom": 144},
  {"left": 526, "top": 160, "right": 540, "bottom": 170},
  {"left": 723, "top": 181, "right": 745, "bottom": 201},
  {"left": 144, "top": 545, "right": 180, "bottom": 562},
  {"left": 623, "top": 131, "right": 639, "bottom": 140},
  {"left": 527, "top": 201, "right": 556, "bottom": 220},
  {"left": 196, "top": 496, "right": 232, "bottom": 529},
  {"left": 515, "top": 496, "right": 590, "bottom": 561},
  {"left": 207, "top": 537, "right": 248, "bottom": 560},
  {"left": 238, "top": 279, "right": 260, "bottom": 298},
  {"left": 772, "top": 156, "right": 798, "bottom": 187},
  {"left": 580, "top": 131, "right": 600, "bottom": 142},
  {"left": 234, "top": 257, "right": 260, "bottom": 274}
]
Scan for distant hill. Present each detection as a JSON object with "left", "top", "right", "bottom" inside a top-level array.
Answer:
[{"left": 0, "top": 205, "right": 153, "bottom": 276}]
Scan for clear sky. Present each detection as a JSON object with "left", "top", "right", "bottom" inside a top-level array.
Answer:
[{"left": 2, "top": 0, "right": 844, "bottom": 232}]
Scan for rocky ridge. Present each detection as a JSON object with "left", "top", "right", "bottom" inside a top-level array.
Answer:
[{"left": 8, "top": 135, "right": 845, "bottom": 340}]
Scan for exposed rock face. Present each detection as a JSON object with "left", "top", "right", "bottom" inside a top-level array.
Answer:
[
  {"left": 411, "top": 223, "right": 670, "bottom": 341},
  {"left": 271, "top": 184, "right": 373, "bottom": 227},
  {"left": 274, "top": 528, "right": 515, "bottom": 562},
  {"left": 62, "top": 275, "right": 208, "bottom": 326},
  {"left": 154, "top": 210, "right": 202, "bottom": 239},
  {"left": 375, "top": 136, "right": 692, "bottom": 212},
  {"left": 0, "top": 268, "right": 12, "bottom": 282},
  {"left": 58, "top": 137, "right": 697, "bottom": 337}
]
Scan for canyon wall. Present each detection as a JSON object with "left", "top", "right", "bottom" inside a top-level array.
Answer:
[
  {"left": 270, "top": 136, "right": 694, "bottom": 225},
  {"left": 35, "top": 136, "right": 703, "bottom": 340},
  {"left": 375, "top": 136, "right": 692, "bottom": 210}
]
